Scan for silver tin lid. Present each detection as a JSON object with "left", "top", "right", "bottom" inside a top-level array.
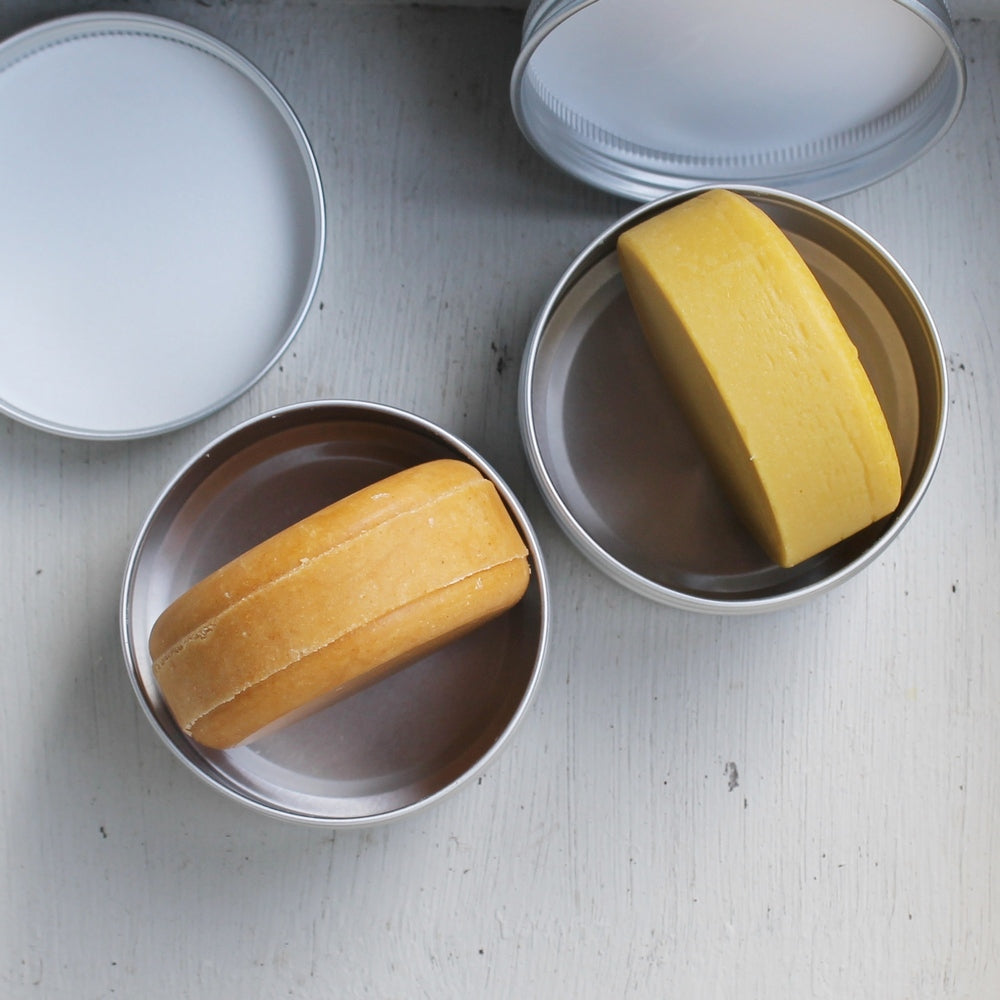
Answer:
[
  {"left": 0, "top": 13, "right": 325, "bottom": 439},
  {"left": 511, "top": 0, "right": 966, "bottom": 201}
]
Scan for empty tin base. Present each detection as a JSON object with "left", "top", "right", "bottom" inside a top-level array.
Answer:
[
  {"left": 121, "top": 402, "right": 548, "bottom": 824},
  {"left": 519, "top": 186, "right": 946, "bottom": 613}
]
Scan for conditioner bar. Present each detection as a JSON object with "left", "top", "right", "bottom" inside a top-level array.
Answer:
[
  {"left": 617, "top": 188, "right": 901, "bottom": 568},
  {"left": 150, "top": 459, "right": 530, "bottom": 748}
]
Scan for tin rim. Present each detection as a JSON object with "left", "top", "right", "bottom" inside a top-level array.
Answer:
[
  {"left": 518, "top": 185, "right": 948, "bottom": 613},
  {"left": 120, "top": 400, "right": 550, "bottom": 825},
  {"left": 511, "top": 0, "right": 966, "bottom": 202},
  {"left": 0, "top": 13, "right": 325, "bottom": 439}
]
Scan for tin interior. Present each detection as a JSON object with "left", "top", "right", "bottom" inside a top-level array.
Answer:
[
  {"left": 512, "top": 0, "right": 965, "bottom": 201},
  {"left": 520, "top": 187, "right": 946, "bottom": 611},
  {"left": 121, "top": 403, "right": 547, "bottom": 824},
  {"left": 0, "top": 14, "right": 324, "bottom": 439}
]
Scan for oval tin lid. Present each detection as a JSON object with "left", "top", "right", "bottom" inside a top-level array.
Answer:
[
  {"left": 511, "top": 0, "right": 966, "bottom": 201},
  {"left": 0, "top": 13, "right": 325, "bottom": 439}
]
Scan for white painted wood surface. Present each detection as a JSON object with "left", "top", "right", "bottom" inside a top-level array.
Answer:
[{"left": 1, "top": 2, "right": 997, "bottom": 997}]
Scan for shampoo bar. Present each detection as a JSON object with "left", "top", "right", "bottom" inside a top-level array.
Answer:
[
  {"left": 150, "top": 459, "right": 530, "bottom": 749},
  {"left": 617, "top": 188, "right": 901, "bottom": 567}
]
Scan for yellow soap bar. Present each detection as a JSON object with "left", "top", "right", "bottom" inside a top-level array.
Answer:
[
  {"left": 617, "top": 188, "right": 901, "bottom": 568},
  {"left": 149, "top": 459, "right": 530, "bottom": 749}
]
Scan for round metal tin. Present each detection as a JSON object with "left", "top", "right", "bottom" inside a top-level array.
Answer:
[
  {"left": 519, "top": 186, "right": 947, "bottom": 613},
  {"left": 511, "top": 0, "right": 966, "bottom": 201},
  {"left": 121, "top": 401, "right": 549, "bottom": 825},
  {"left": 0, "top": 13, "right": 325, "bottom": 439}
]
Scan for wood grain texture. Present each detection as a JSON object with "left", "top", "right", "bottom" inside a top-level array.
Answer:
[{"left": 0, "top": 2, "right": 997, "bottom": 998}]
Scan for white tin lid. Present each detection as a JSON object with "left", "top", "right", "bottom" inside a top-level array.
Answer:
[
  {"left": 0, "top": 13, "right": 325, "bottom": 439},
  {"left": 511, "top": 0, "right": 966, "bottom": 201}
]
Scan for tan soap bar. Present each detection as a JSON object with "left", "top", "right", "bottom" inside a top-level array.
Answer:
[
  {"left": 149, "top": 459, "right": 530, "bottom": 749},
  {"left": 617, "top": 188, "right": 902, "bottom": 568}
]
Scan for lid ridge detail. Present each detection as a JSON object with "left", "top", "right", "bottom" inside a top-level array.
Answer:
[{"left": 511, "top": 0, "right": 966, "bottom": 200}]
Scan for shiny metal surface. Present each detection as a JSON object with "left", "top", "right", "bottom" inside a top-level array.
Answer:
[
  {"left": 519, "top": 185, "right": 947, "bottom": 612},
  {"left": 0, "top": 13, "right": 325, "bottom": 439},
  {"left": 511, "top": 0, "right": 966, "bottom": 201},
  {"left": 121, "top": 401, "right": 549, "bottom": 824}
]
